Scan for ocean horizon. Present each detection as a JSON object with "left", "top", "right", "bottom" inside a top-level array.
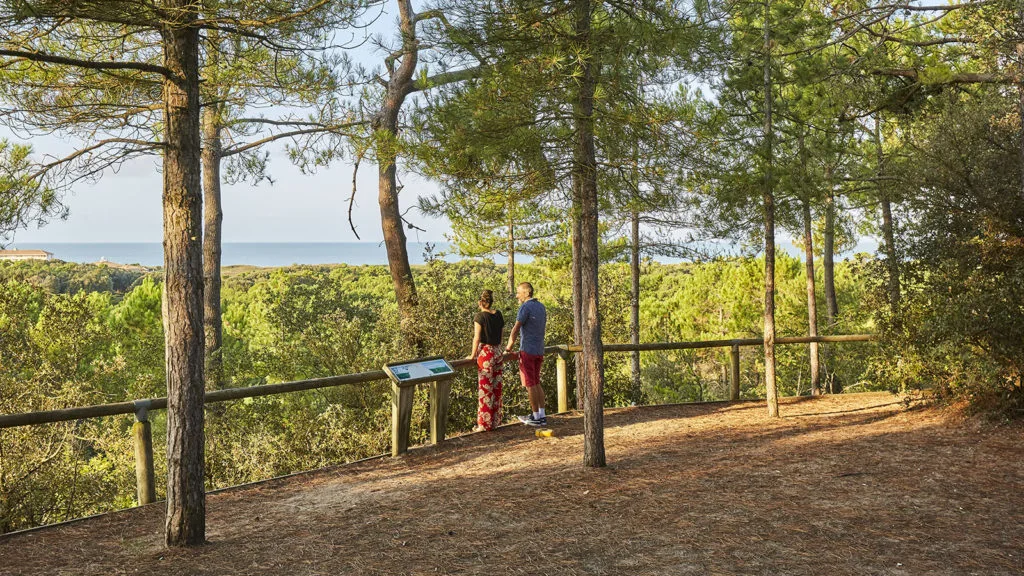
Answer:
[
  {"left": 7, "top": 242, "right": 460, "bottom": 268},
  {"left": 6, "top": 240, "right": 880, "bottom": 268}
]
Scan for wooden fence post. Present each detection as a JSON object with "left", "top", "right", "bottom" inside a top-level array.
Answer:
[
  {"left": 429, "top": 380, "right": 451, "bottom": 445},
  {"left": 391, "top": 382, "right": 414, "bottom": 456},
  {"left": 729, "top": 345, "right": 741, "bottom": 401},
  {"left": 556, "top": 349, "right": 569, "bottom": 413},
  {"left": 132, "top": 400, "right": 156, "bottom": 506}
]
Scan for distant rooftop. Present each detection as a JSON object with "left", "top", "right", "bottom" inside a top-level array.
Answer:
[{"left": 0, "top": 249, "right": 53, "bottom": 260}]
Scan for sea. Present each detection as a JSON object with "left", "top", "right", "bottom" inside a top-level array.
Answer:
[
  {"left": 13, "top": 243, "right": 458, "bottom": 268},
  {"left": 10, "top": 240, "right": 880, "bottom": 268}
]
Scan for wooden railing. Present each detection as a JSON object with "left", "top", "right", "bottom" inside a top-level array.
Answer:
[
  {"left": 551, "top": 333, "right": 876, "bottom": 412},
  {"left": 0, "top": 334, "right": 874, "bottom": 508}
]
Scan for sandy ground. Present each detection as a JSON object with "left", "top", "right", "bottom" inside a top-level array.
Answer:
[{"left": 1, "top": 392, "right": 1021, "bottom": 576}]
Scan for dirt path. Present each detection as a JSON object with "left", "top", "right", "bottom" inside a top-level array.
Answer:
[{"left": 2, "top": 393, "right": 1022, "bottom": 575}]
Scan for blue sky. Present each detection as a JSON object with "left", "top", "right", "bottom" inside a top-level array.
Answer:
[
  {"left": 8, "top": 142, "right": 449, "bottom": 244},
  {"left": 7, "top": 4, "right": 451, "bottom": 245},
  {"left": 3, "top": 5, "right": 873, "bottom": 256}
]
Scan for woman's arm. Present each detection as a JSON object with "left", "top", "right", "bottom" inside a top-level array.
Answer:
[{"left": 468, "top": 321, "right": 483, "bottom": 359}]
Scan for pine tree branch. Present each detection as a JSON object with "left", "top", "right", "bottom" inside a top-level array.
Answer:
[
  {"left": 410, "top": 64, "right": 491, "bottom": 92},
  {"left": 221, "top": 125, "right": 354, "bottom": 157},
  {"left": 870, "top": 68, "right": 1015, "bottom": 84},
  {"left": 0, "top": 48, "right": 176, "bottom": 79},
  {"left": 24, "top": 137, "right": 164, "bottom": 191},
  {"left": 230, "top": 117, "right": 366, "bottom": 128},
  {"left": 348, "top": 147, "right": 365, "bottom": 240}
]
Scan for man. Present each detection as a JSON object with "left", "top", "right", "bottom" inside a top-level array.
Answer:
[{"left": 506, "top": 281, "right": 547, "bottom": 426}]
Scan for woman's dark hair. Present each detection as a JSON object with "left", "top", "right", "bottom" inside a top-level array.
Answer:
[{"left": 479, "top": 289, "right": 494, "bottom": 309}]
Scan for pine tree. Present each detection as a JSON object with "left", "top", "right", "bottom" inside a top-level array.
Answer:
[{"left": 0, "top": 0, "right": 369, "bottom": 547}]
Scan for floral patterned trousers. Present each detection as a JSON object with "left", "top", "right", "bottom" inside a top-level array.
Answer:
[{"left": 476, "top": 344, "right": 504, "bottom": 430}]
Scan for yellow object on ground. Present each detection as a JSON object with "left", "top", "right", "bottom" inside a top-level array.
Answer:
[{"left": 535, "top": 429, "right": 554, "bottom": 438}]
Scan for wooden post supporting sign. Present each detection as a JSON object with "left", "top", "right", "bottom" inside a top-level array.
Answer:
[
  {"left": 391, "top": 382, "right": 414, "bottom": 456},
  {"left": 429, "top": 380, "right": 451, "bottom": 444}
]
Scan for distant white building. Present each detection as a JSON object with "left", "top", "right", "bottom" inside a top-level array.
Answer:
[{"left": 0, "top": 249, "right": 54, "bottom": 261}]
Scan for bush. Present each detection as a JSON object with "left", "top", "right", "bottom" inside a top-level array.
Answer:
[{"left": 871, "top": 91, "right": 1024, "bottom": 418}]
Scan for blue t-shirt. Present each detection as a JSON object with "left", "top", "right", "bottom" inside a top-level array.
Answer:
[{"left": 516, "top": 298, "right": 547, "bottom": 356}]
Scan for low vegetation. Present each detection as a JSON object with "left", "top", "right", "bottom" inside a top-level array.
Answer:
[{"left": 1, "top": 255, "right": 879, "bottom": 532}]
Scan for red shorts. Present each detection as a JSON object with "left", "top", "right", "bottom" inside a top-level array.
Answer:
[{"left": 518, "top": 351, "right": 543, "bottom": 388}]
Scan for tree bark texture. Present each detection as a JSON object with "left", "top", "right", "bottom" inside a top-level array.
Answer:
[
  {"left": 1017, "top": 31, "right": 1024, "bottom": 200},
  {"left": 571, "top": 218, "right": 584, "bottom": 410},
  {"left": 1019, "top": 83, "right": 1024, "bottom": 199},
  {"left": 823, "top": 188, "right": 838, "bottom": 326},
  {"left": 201, "top": 104, "right": 223, "bottom": 392},
  {"left": 630, "top": 209, "right": 641, "bottom": 405},
  {"left": 161, "top": 4, "right": 206, "bottom": 547},
  {"left": 762, "top": 1, "right": 779, "bottom": 418},
  {"left": 376, "top": 0, "right": 420, "bottom": 345},
  {"left": 574, "top": 0, "right": 605, "bottom": 467},
  {"left": 1019, "top": 81, "right": 1024, "bottom": 201},
  {"left": 876, "top": 116, "right": 900, "bottom": 317},
  {"left": 822, "top": 187, "right": 842, "bottom": 393},
  {"left": 507, "top": 218, "right": 515, "bottom": 297},
  {"left": 880, "top": 196, "right": 899, "bottom": 315},
  {"left": 802, "top": 199, "right": 820, "bottom": 396}
]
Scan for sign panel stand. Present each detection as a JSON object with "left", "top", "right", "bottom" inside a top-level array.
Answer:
[
  {"left": 384, "top": 356, "right": 456, "bottom": 387},
  {"left": 384, "top": 356, "right": 457, "bottom": 455}
]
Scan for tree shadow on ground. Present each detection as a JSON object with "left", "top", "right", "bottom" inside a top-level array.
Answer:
[{"left": 5, "top": 393, "right": 1021, "bottom": 576}]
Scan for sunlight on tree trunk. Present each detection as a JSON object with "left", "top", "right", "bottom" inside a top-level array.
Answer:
[
  {"left": 575, "top": 0, "right": 606, "bottom": 467},
  {"left": 823, "top": 187, "right": 841, "bottom": 393},
  {"left": 762, "top": 0, "right": 779, "bottom": 418},
  {"left": 160, "top": 4, "right": 206, "bottom": 546},
  {"left": 803, "top": 198, "right": 820, "bottom": 396},
  {"left": 630, "top": 209, "right": 641, "bottom": 405},
  {"left": 202, "top": 103, "right": 223, "bottom": 392},
  {"left": 876, "top": 116, "right": 899, "bottom": 318}
]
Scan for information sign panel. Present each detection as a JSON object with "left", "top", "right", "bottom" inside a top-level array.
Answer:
[{"left": 384, "top": 356, "right": 456, "bottom": 386}]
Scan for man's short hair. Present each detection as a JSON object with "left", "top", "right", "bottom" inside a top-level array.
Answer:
[{"left": 518, "top": 282, "right": 534, "bottom": 297}]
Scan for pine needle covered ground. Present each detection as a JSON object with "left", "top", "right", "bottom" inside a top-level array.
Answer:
[{"left": 2, "top": 392, "right": 1021, "bottom": 575}]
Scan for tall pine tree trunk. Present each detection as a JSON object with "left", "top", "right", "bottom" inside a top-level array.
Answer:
[
  {"left": 507, "top": 217, "right": 515, "bottom": 297},
  {"left": 572, "top": 217, "right": 584, "bottom": 410},
  {"left": 823, "top": 187, "right": 838, "bottom": 325},
  {"left": 762, "top": 0, "right": 779, "bottom": 418},
  {"left": 1017, "top": 29, "right": 1024, "bottom": 200},
  {"left": 881, "top": 195, "right": 899, "bottom": 315},
  {"left": 822, "top": 186, "right": 841, "bottom": 393},
  {"left": 802, "top": 198, "right": 820, "bottom": 396},
  {"left": 161, "top": 4, "right": 206, "bottom": 546},
  {"left": 575, "top": 0, "right": 605, "bottom": 467},
  {"left": 1020, "top": 82, "right": 1024, "bottom": 200},
  {"left": 379, "top": 155, "right": 418, "bottom": 341},
  {"left": 376, "top": 0, "right": 420, "bottom": 344},
  {"left": 876, "top": 115, "right": 899, "bottom": 317},
  {"left": 201, "top": 104, "right": 223, "bottom": 392},
  {"left": 630, "top": 209, "right": 641, "bottom": 405}
]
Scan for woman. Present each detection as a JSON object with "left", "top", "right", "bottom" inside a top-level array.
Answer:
[{"left": 468, "top": 289, "right": 505, "bottom": 432}]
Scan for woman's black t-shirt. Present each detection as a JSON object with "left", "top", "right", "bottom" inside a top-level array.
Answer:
[{"left": 474, "top": 310, "right": 505, "bottom": 346}]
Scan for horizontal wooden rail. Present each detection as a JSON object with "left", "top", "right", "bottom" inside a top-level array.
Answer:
[
  {"left": 560, "top": 334, "right": 875, "bottom": 353},
  {"left": 0, "top": 338, "right": 871, "bottom": 429},
  {"left": 0, "top": 335, "right": 873, "bottom": 509},
  {"left": 0, "top": 372, "right": 393, "bottom": 429},
  {"left": 0, "top": 399, "right": 166, "bottom": 429}
]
